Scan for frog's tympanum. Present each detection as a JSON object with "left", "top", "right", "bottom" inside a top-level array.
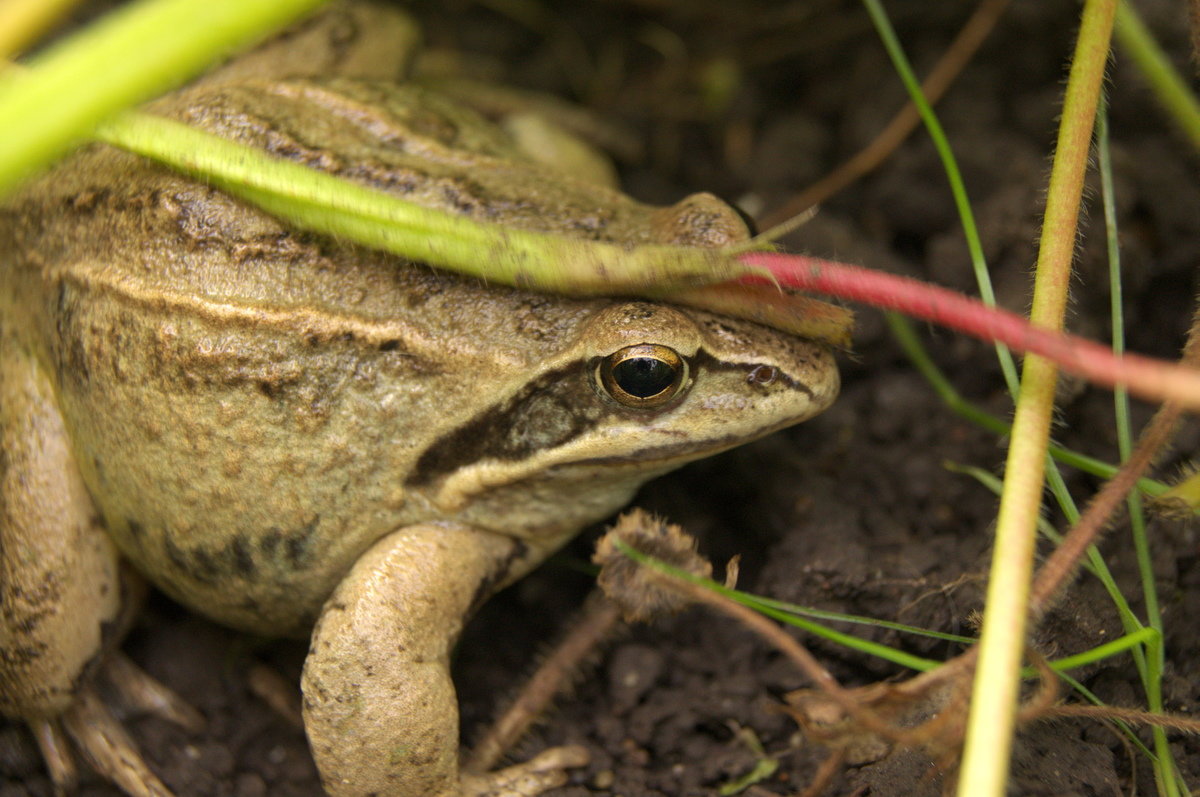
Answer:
[{"left": 0, "top": 3, "right": 839, "bottom": 795}]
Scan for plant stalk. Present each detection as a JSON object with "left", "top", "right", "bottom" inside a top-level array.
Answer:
[{"left": 957, "top": 0, "right": 1116, "bottom": 794}]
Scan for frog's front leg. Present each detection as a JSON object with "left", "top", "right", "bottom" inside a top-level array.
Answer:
[{"left": 302, "top": 524, "right": 589, "bottom": 797}]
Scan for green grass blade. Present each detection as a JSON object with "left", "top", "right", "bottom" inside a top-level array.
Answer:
[
  {"left": 1049, "top": 627, "right": 1159, "bottom": 672},
  {"left": 1097, "top": 97, "right": 1181, "bottom": 796},
  {"left": 736, "top": 594, "right": 976, "bottom": 646},
  {"left": 1114, "top": 0, "right": 1200, "bottom": 150},
  {"left": 860, "top": 0, "right": 1018, "bottom": 396},
  {"left": 613, "top": 539, "right": 1166, "bottom": 681},
  {"left": 0, "top": 0, "right": 327, "bottom": 194},
  {"left": 886, "top": 313, "right": 1169, "bottom": 498}
]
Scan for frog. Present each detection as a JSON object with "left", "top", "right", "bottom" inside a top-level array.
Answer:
[{"left": 0, "top": 2, "right": 840, "bottom": 795}]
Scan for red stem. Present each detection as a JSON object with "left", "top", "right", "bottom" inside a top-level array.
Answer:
[{"left": 738, "top": 253, "right": 1200, "bottom": 410}]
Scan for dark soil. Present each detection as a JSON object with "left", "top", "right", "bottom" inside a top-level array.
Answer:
[{"left": 3, "top": 1, "right": 1199, "bottom": 795}]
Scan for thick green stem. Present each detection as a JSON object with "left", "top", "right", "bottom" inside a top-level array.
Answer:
[
  {"left": 0, "top": 0, "right": 328, "bottom": 194},
  {"left": 957, "top": 0, "right": 1116, "bottom": 794}
]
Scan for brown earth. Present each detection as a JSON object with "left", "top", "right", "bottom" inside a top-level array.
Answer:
[{"left": 2, "top": 1, "right": 1198, "bottom": 795}]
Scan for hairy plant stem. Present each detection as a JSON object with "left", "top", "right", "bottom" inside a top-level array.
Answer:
[
  {"left": 737, "top": 255, "right": 1200, "bottom": 411},
  {"left": 958, "top": 1, "right": 1116, "bottom": 794}
]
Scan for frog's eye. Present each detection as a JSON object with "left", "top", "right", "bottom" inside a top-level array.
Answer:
[{"left": 596, "top": 344, "right": 689, "bottom": 409}]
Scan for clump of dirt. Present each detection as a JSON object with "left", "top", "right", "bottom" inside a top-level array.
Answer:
[{"left": 3, "top": 1, "right": 1197, "bottom": 795}]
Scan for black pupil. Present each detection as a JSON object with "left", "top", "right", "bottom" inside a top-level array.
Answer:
[{"left": 612, "top": 357, "right": 676, "bottom": 398}]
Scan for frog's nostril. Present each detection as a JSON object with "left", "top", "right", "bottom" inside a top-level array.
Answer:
[{"left": 746, "top": 365, "right": 777, "bottom": 385}]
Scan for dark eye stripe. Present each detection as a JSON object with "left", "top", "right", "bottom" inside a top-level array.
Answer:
[
  {"left": 406, "top": 350, "right": 815, "bottom": 488},
  {"left": 407, "top": 360, "right": 596, "bottom": 487}
]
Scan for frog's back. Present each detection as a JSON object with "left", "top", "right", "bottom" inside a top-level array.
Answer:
[{"left": 5, "top": 73, "right": 744, "bottom": 365}]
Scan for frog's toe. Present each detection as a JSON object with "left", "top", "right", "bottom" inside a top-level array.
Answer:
[
  {"left": 56, "top": 652, "right": 204, "bottom": 796},
  {"left": 60, "top": 686, "right": 177, "bottom": 797},
  {"left": 246, "top": 661, "right": 304, "bottom": 728},
  {"left": 103, "top": 652, "right": 204, "bottom": 733},
  {"left": 460, "top": 745, "right": 590, "bottom": 797},
  {"left": 29, "top": 718, "right": 78, "bottom": 792},
  {"left": 26, "top": 654, "right": 197, "bottom": 797}
]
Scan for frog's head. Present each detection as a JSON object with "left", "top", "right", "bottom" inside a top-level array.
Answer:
[{"left": 411, "top": 300, "right": 838, "bottom": 532}]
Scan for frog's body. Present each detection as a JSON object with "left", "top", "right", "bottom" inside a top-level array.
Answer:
[{"left": 0, "top": 4, "right": 839, "bottom": 796}]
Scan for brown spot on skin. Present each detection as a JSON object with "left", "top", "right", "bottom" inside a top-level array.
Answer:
[
  {"left": 51, "top": 282, "right": 91, "bottom": 387},
  {"left": 229, "top": 233, "right": 310, "bottom": 265},
  {"left": 163, "top": 529, "right": 279, "bottom": 584},
  {"left": 188, "top": 546, "right": 221, "bottom": 582},
  {"left": 255, "top": 519, "right": 318, "bottom": 570},
  {"left": 285, "top": 516, "right": 319, "bottom": 567},
  {"left": 161, "top": 532, "right": 228, "bottom": 585},
  {"left": 3, "top": 577, "right": 64, "bottom": 625},
  {"left": 623, "top": 303, "right": 657, "bottom": 322},
  {"left": 12, "top": 611, "right": 51, "bottom": 635},
  {"left": 259, "top": 528, "right": 284, "bottom": 558},
  {"left": 232, "top": 534, "right": 256, "bottom": 576},
  {"left": 65, "top": 187, "right": 111, "bottom": 213},
  {"left": 0, "top": 644, "right": 48, "bottom": 666},
  {"left": 163, "top": 532, "right": 188, "bottom": 573},
  {"left": 285, "top": 535, "right": 307, "bottom": 567},
  {"left": 127, "top": 518, "right": 145, "bottom": 547}
]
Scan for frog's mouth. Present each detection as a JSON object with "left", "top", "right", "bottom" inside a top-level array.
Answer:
[
  {"left": 423, "top": 410, "right": 817, "bottom": 515},
  {"left": 562, "top": 412, "right": 808, "bottom": 469}
]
